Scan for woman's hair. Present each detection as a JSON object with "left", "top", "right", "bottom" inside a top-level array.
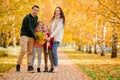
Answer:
[
  {"left": 51, "top": 7, "right": 65, "bottom": 25},
  {"left": 36, "top": 20, "right": 44, "bottom": 27}
]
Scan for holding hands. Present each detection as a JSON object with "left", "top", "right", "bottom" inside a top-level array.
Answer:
[{"left": 47, "top": 37, "right": 50, "bottom": 41}]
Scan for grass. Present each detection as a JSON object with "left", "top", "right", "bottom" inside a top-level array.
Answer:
[
  {"left": 0, "top": 46, "right": 120, "bottom": 80},
  {"left": 0, "top": 46, "right": 26, "bottom": 74},
  {"left": 0, "top": 56, "right": 27, "bottom": 74},
  {"left": 0, "top": 63, "right": 16, "bottom": 74},
  {"left": 0, "top": 56, "right": 17, "bottom": 74},
  {"left": 0, "top": 46, "right": 20, "bottom": 56},
  {"left": 63, "top": 49, "right": 120, "bottom": 80}
]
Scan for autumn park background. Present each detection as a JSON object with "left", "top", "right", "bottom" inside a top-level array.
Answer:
[{"left": 0, "top": 0, "right": 120, "bottom": 80}]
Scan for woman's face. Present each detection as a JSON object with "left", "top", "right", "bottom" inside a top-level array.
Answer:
[{"left": 55, "top": 8, "right": 60, "bottom": 16}]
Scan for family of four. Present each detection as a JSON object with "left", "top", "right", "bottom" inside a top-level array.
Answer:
[{"left": 16, "top": 5, "right": 65, "bottom": 73}]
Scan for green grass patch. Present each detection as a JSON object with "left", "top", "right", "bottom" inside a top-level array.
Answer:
[
  {"left": 0, "top": 46, "right": 20, "bottom": 57},
  {"left": 63, "top": 50, "right": 120, "bottom": 80},
  {"left": 0, "top": 46, "right": 26, "bottom": 74},
  {"left": 0, "top": 63, "right": 15, "bottom": 73},
  {"left": 0, "top": 56, "right": 26, "bottom": 74},
  {"left": 0, "top": 50, "right": 10, "bottom": 57}
]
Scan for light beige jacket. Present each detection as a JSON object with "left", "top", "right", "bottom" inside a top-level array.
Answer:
[{"left": 50, "top": 19, "right": 64, "bottom": 43}]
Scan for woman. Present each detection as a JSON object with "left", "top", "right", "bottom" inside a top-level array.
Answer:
[{"left": 48, "top": 7, "right": 65, "bottom": 72}]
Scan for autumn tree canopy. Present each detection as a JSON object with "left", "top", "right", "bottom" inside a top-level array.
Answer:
[{"left": 0, "top": 0, "right": 120, "bottom": 52}]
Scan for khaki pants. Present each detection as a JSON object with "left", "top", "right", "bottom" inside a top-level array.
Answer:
[
  {"left": 44, "top": 49, "right": 54, "bottom": 68},
  {"left": 17, "top": 36, "right": 34, "bottom": 66}
]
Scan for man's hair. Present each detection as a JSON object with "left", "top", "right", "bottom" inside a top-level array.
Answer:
[{"left": 32, "top": 5, "right": 39, "bottom": 9}]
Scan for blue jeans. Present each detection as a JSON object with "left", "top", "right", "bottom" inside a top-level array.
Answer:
[{"left": 52, "top": 42, "right": 59, "bottom": 66}]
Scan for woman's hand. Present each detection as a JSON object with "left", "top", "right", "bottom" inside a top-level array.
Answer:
[{"left": 48, "top": 30, "right": 52, "bottom": 34}]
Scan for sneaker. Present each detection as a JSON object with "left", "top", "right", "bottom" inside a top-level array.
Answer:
[
  {"left": 28, "top": 66, "right": 34, "bottom": 73},
  {"left": 48, "top": 68, "right": 54, "bottom": 72},
  {"left": 43, "top": 67, "right": 48, "bottom": 72},
  {"left": 16, "top": 64, "right": 20, "bottom": 72},
  {"left": 53, "top": 66, "right": 58, "bottom": 73},
  {"left": 37, "top": 68, "right": 41, "bottom": 72}
]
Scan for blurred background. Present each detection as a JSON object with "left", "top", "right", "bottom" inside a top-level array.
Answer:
[
  {"left": 0, "top": 0, "right": 120, "bottom": 79},
  {"left": 0, "top": 0, "right": 120, "bottom": 57}
]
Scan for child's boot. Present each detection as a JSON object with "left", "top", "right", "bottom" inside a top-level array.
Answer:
[
  {"left": 37, "top": 68, "right": 41, "bottom": 72},
  {"left": 43, "top": 67, "right": 48, "bottom": 72}
]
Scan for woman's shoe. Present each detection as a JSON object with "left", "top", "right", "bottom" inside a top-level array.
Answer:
[
  {"left": 37, "top": 68, "right": 41, "bottom": 72},
  {"left": 43, "top": 67, "right": 48, "bottom": 72},
  {"left": 52, "top": 66, "right": 58, "bottom": 73}
]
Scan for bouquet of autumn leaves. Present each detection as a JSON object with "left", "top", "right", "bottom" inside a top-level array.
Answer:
[{"left": 35, "top": 32, "right": 46, "bottom": 45}]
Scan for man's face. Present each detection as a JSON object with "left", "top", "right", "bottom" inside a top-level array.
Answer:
[{"left": 32, "top": 7, "right": 39, "bottom": 16}]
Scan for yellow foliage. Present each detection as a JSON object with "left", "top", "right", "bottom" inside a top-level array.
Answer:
[
  {"left": 35, "top": 32, "right": 46, "bottom": 45},
  {"left": 0, "top": 0, "right": 120, "bottom": 48}
]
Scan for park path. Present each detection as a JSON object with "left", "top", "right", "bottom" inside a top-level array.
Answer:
[{"left": 1, "top": 50, "right": 91, "bottom": 80}]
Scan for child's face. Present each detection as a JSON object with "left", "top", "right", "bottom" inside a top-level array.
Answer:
[
  {"left": 43, "top": 25, "right": 48, "bottom": 31},
  {"left": 37, "top": 22, "right": 43, "bottom": 28}
]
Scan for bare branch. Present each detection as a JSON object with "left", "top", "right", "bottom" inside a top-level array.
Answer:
[
  {"left": 96, "top": 0, "right": 120, "bottom": 20},
  {"left": 96, "top": 10, "right": 120, "bottom": 24},
  {"left": 108, "top": 20, "right": 120, "bottom": 25}
]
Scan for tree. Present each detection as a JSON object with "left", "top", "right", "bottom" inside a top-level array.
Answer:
[{"left": 96, "top": 0, "right": 120, "bottom": 57}]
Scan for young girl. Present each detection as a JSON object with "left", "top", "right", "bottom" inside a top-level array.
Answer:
[
  {"left": 32, "top": 21, "right": 44, "bottom": 72},
  {"left": 43, "top": 24, "right": 54, "bottom": 72}
]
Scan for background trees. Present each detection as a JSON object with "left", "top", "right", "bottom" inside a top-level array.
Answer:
[{"left": 0, "top": 0, "right": 120, "bottom": 58}]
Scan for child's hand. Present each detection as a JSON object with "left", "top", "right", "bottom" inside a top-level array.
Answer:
[{"left": 47, "top": 37, "right": 50, "bottom": 41}]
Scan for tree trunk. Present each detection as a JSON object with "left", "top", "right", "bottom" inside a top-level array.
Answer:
[
  {"left": 111, "top": 33, "right": 117, "bottom": 58},
  {"left": 94, "top": 44, "right": 97, "bottom": 54},
  {"left": 78, "top": 45, "right": 81, "bottom": 51},
  {"left": 100, "top": 47, "right": 105, "bottom": 56},
  {"left": 99, "top": 43, "right": 105, "bottom": 56},
  {"left": 86, "top": 46, "right": 89, "bottom": 53},
  {"left": 88, "top": 46, "right": 92, "bottom": 53},
  {"left": 81, "top": 47, "right": 84, "bottom": 52},
  {"left": 0, "top": 34, "right": 1, "bottom": 46},
  {"left": 1, "top": 33, "right": 9, "bottom": 48},
  {"left": 12, "top": 37, "right": 16, "bottom": 47}
]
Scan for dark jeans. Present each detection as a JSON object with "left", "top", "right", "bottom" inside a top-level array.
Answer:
[{"left": 44, "top": 49, "right": 53, "bottom": 68}]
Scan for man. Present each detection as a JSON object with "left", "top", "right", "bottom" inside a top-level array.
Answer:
[{"left": 16, "top": 5, "right": 39, "bottom": 72}]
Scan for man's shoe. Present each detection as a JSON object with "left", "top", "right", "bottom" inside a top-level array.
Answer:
[
  {"left": 48, "top": 68, "right": 54, "bottom": 72},
  {"left": 37, "top": 68, "right": 41, "bottom": 72},
  {"left": 43, "top": 67, "right": 48, "bottom": 72},
  {"left": 16, "top": 64, "right": 20, "bottom": 72},
  {"left": 28, "top": 66, "right": 34, "bottom": 73}
]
